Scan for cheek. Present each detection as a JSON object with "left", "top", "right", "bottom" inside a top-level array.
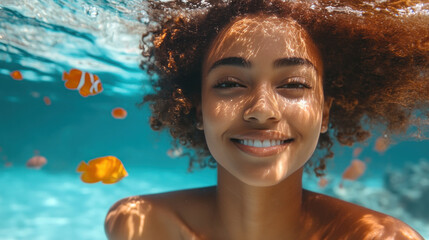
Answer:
[
  {"left": 279, "top": 100, "right": 323, "bottom": 172},
  {"left": 203, "top": 99, "right": 233, "bottom": 121},
  {"left": 201, "top": 90, "right": 245, "bottom": 125},
  {"left": 201, "top": 93, "right": 236, "bottom": 145},
  {"left": 201, "top": 92, "right": 249, "bottom": 162},
  {"left": 282, "top": 98, "right": 323, "bottom": 139}
]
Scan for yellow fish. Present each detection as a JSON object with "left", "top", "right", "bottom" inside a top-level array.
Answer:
[{"left": 76, "top": 156, "right": 128, "bottom": 184}]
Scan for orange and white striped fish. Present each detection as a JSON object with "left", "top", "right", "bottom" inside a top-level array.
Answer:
[{"left": 62, "top": 69, "right": 103, "bottom": 97}]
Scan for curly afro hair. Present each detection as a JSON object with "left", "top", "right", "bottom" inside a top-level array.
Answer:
[{"left": 140, "top": 0, "right": 429, "bottom": 176}]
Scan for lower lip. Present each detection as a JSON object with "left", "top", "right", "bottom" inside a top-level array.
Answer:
[{"left": 232, "top": 140, "right": 292, "bottom": 157}]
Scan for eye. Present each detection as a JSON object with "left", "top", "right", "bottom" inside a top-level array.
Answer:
[
  {"left": 213, "top": 77, "right": 245, "bottom": 89},
  {"left": 280, "top": 83, "right": 310, "bottom": 89},
  {"left": 278, "top": 77, "right": 312, "bottom": 89}
]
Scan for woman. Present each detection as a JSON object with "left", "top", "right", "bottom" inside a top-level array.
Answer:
[{"left": 105, "top": 0, "right": 429, "bottom": 239}]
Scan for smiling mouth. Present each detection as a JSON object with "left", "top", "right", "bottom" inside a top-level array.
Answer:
[
  {"left": 231, "top": 139, "right": 294, "bottom": 147},
  {"left": 230, "top": 138, "right": 294, "bottom": 157}
]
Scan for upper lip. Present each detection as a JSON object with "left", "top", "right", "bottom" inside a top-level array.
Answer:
[{"left": 230, "top": 130, "right": 292, "bottom": 141}]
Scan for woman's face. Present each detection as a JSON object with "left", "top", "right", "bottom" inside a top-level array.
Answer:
[{"left": 201, "top": 15, "right": 331, "bottom": 186}]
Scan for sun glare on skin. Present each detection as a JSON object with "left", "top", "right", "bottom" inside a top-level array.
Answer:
[{"left": 105, "top": 198, "right": 152, "bottom": 240}]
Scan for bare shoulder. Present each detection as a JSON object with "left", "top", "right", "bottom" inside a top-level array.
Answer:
[
  {"left": 104, "top": 194, "right": 180, "bottom": 240},
  {"left": 302, "top": 190, "right": 424, "bottom": 240},
  {"left": 104, "top": 186, "right": 216, "bottom": 240}
]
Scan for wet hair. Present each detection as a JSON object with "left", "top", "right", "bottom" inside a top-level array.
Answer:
[{"left": 140, "top": 0, "right": 429, "bottom": 176}]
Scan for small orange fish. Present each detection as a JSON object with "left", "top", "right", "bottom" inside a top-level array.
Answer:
[
  {"left": 76, "top": 156, "right": 128, "bottom": 184},
  {"left": 341, "top": 159, "right": 366, "bottom": 183},
  {"left": 374, "top": 136, "right": 390, "bottom": 154},
  {"left": 318, "top": 177, "right": 329, "bottom": 188},
  {"left": 342, "top": 159, "right": 366, "bottom": 180},
  {"left": 26, "top": 155, "right": 47, "bottom": 169},
  {"left": 62, "top": 69, "right": 103, "bottom": 97},
  {"left": 352, "top": 147, "right": 362, "bottom": 158},
  {"left": 4, "top": 161, "right": 12, "bottom": 167},
  {"left": 111, "top": 107, "right": 127, "bottom": 119},
  {"left": 10, "top": 70, "right": 23, "bottom": 80},
  {"left": 43, "top": 96, "right": 51, "bottom": 105},
  {"left": 31, "top": 91, "right": 40, "bottom": 98},
  {"left": 167, "top": 147, "right": 183, "bottom": 158}
]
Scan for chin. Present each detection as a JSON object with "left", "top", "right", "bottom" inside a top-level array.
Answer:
[
  {"left": 235, "top": 169, "right": 294, "bottom": 187},
  {"left": 241, "top": 178, "right": 284, "bottom": 187}
]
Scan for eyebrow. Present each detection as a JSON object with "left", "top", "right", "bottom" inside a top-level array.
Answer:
[
  {"left": 207, "top": 56, "right": 315, "bottom": 74},
  {"left": 209, "top": 57, "right": 251, "bottom": 72},
  {"left": 273, "top": 57, "right": 315, "bottom": 70}
]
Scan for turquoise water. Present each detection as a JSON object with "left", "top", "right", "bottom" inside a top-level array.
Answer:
[{"left": 1, "top": 1, "right": 428, "bottom": 239}]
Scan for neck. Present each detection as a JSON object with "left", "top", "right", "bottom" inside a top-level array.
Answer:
[{"left": 214, "top": 165, "right": 304, "bottom": 240}]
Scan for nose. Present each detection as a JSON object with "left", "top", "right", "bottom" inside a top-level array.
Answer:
[{"left": 243, "top": 86, "right": 281, "bottom": 124}]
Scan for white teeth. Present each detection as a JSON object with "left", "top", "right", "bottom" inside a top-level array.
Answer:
[
  {"left": 238, "top": 139, "right": 286, "bottom": 147},
  {"left": 262, "top": 140, "right": 270, "bottom": 147}
]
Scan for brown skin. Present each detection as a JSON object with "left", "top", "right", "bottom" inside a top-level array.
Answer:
[
  {"left": 105, "top": 186, "right": 423, "bottom": 240},
  {"left": 105, "top": 15, "right": 424, "bottom": 240}
]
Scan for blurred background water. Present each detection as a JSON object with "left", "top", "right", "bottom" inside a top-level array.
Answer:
[{"left": 0, "top": 1, "right": 428, "bottom": 239}]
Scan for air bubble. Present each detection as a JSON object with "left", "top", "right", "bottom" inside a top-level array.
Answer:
[
  {"left": 139, "top": 10, "right": 150, "bottom": 24},
  {"left": 82, "top": 4, "right": 99, "bottom": 18}
]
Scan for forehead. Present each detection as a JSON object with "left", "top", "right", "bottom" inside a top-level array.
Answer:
[{"left": 203, "top": 15, "right": 322, "bottom": 73}]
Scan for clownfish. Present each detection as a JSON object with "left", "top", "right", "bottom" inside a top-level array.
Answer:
[
  {"left": 62, "top": 69, "right": 103, "bottom": 97},
  {"left": 76, "top": 156, "right": 128, "bottom": 184}
]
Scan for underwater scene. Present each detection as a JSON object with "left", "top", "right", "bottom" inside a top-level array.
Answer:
[{"left": 1, "top": 0, "right": 428, "bottom": 239}]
